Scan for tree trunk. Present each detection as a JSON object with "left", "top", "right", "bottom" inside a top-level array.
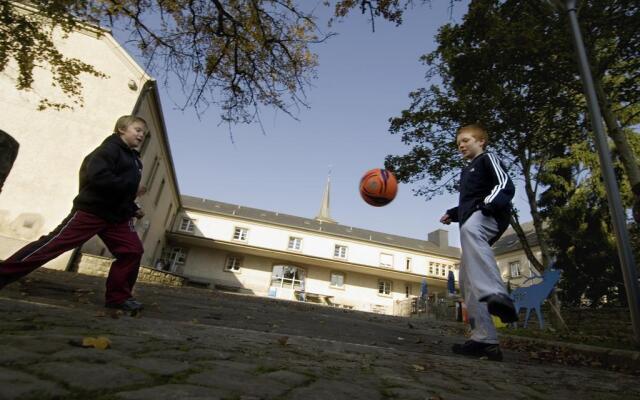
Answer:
[
  {"left": 594, "top": 78, "right": 640, "bottom": 190},
  {"left": 509, "top": 213, "right": 543, "bottom": 272},
  {"left": 520, "top": 160, "right": 553, "bottom": 270},
  {"left": 515, "top": 159, "right": 567, "bottom": 330},
  {"left": 0, "top": 129, "right": 19, "bottom": 193}
]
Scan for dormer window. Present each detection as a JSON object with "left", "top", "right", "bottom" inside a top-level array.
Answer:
[{"left": 179, "top": 217, "right": 195, "bottom": 233}]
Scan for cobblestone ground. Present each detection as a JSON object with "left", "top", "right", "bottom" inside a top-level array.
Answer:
[{"left": 1, "top": 269, "right": 638, "bottom": 400}]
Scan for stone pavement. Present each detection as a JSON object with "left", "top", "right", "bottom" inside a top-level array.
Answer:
[{"left": 1, "top": 269, "right": 639, "bottom": 400}]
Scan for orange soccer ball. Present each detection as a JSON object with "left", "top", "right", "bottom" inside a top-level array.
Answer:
[{"left": 359, "top": 168, "right": 398, "bottom": 207}]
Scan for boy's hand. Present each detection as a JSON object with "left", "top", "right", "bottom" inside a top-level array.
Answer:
[
  {"left": 136, "top": 185, "right": 147, "bottom": 197},
  {"left": 134, "top": 208, "right": 145, "bottom": 219},
  {"left": 440, "top": 214, "right": 452, "bottom": 225}
]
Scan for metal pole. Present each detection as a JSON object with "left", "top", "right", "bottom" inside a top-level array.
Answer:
[{"left": 562, "top": 0, "right": 640, "bottom": 344}]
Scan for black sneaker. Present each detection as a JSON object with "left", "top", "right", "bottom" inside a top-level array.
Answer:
[
  {"left": 452, "top": 340, "right": 503, "bottom": 361},
  {"left": 480, "top": 293, "right": 518, "bottom": 323},
  {"left": 105, "top": 298, "right": 144, "bottom": 312}
]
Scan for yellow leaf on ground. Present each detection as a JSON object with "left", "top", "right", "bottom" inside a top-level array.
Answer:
[{"left": 82, "top": 336, "right": 111, "bottom": 350}]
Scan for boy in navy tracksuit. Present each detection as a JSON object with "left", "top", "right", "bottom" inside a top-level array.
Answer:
[
  {"left": 440, "top": 124, "right": 517, "bottom": 361},
  {"left": 0, "top": 115, "right": 148, "bottom": 312}
]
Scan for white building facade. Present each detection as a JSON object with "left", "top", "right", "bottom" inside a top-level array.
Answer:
[{"left": 160, "top": 195, "right": 460, "bottom": 315}]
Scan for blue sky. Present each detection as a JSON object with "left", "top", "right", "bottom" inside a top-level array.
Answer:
[{"left": 118, "top": 0, "right": 530, "bottom": 247}]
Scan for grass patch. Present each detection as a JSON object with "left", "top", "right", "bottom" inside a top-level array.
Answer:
[{"left": 499, "top": 326, "right": 638, "bottom": 351}]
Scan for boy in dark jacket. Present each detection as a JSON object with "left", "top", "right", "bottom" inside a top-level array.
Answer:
[
  {"left": 0, "top": 115, "right": 147, "bottom": 312},
  {"left": 440, "top": 124, "right": 517, "bottom": 361}
]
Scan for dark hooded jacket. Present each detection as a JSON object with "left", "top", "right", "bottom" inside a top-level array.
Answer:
[
  {"left": 446, "top": 151, "right": 514, "bottom": 245},
  {"left": 72, "top": 134, "right": 142, "bottom": 222}
]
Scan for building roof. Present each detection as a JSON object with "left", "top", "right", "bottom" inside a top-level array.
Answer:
[
  {"left": 492, "top": 221, "right": 539, "bottom": 255},
  {"left": 181, "top": 195, "right": 460, "bottom": 259}
]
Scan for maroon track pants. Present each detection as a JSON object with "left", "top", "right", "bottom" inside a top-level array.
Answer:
[{"left": 0, "top": 210, "right": 143, "bottom": 305}]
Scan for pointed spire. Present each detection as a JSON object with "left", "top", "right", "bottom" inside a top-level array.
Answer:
[{"left": 315, "top": 166, "right": 336, "bottom": 223}]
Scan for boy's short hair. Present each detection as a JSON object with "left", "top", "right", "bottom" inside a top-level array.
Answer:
[
  {"left": 113, "top": 115, "right": 148, "bottom": 135},
  {"left": 457, "top": 124, "right": 489, "bottom": 148}
]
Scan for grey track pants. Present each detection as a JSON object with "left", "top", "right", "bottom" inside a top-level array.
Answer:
[{"left": 459, "top": 210, "right": 508, "bottom": 343}]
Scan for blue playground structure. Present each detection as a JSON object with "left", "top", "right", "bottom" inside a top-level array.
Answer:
[{"left": 510, "top": 267, "right": 562, "bottom": 329}]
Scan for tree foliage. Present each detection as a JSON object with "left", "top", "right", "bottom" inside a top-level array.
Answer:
[
  {"left": 1, "top": 0, "right": 330, "bottom": 122},
  {"left": 0, "top": 1, "right": 107, "bottom": 110},
  {"left": 384, "top": 0, "right": 590, "bottom": 269},
  {"left": 539, "top": 133, "right": 640, "bottom": 307},
  {"left": 1, "top": 0, "right": 440, "bottom": 122},
  {"left": 384, "top": 0, "right": 640, "bottom": 280}
]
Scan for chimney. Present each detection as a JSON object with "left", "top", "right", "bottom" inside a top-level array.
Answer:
[{"left": 428, "top": 229, "right": 449, "bottom": 248}]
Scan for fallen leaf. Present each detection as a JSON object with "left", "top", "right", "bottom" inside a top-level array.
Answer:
[
  {"left": 412, "top": 364, "right": 425, "bottom": 371},
  {"left": 81, "top": 336, "right": 111, "bottom": 350},
  {"left": 276, "top": 336, "right": 289, "bottom": 346},
  {"left": 94, "top": 311, "right": 106, "bottom": 318}
]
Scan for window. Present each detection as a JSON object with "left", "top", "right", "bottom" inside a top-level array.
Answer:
[
  {"left": 233, "top": 227, "right": 248, "bottom": 241},
  {"left": 161, "top": 246, "right": 188, "bottom": 270},
  {"left": 163, "top": 203, "right": 174, "bottom": 228},
  {"left": 139, "top": 134, "right": 151, "bottom": 156},
  {"left": 405, "top": 257, "right": 412, "bottom": 271},
  {"left": 378, "top": 280, "right": 392, "bottom": 295},
  {"left": 288, "top": 236, "right": 302, "bottom": 251},
  {"left": 225, "top": 255, "right": 241, "bottom": 272},
  {"left": 334, "top": 244, "right": 348, "bottom": 259},
  {"left": 435, "top": 264, "right": 440, "bottom": 276},
  {"left": 330, "top": 272, "right": 345, "bottom": 288},
  {"left": 179, "top": 217, "right": 195, "bottom": 233},
  {"left": 510, "top": 261, "right": 521, "bottom": 278},
  {"left": 271, "top": 265, "right": 303, "bottom": 289},
  {"left": 141, "top": 220, "right": 150, "bottom": 242},
  {"left": 379, "top": 253, "right": 393, "bottom": 268},
  {"left": 154, "top": 178, "right": 165, "bottom": 206},
  {"left": 145, "top": 157, "right": 160, "bottom": 188},
  {"left": 429, "top": 262, "right": 434, "bottom": 275},
  {"left": 442, "top": 266, "right": 446, "bottom": 277}
]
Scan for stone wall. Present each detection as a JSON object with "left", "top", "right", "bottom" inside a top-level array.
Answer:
[{"left": 73, "top": 253, "right": 187, "bottom": 287}]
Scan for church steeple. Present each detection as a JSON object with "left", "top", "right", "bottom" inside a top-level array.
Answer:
[{"left": 315, "top": 169, "right": 336, "bottom": 224}]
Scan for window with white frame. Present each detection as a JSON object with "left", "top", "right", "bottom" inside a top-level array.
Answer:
[
  {"left": 271, "top": 265, "right": 304, "bottom": 289},
  {"left": 429, "top": 262, "right": 434, "bottom": 275},
  {"left": 405, "top": 257, "right": 412, "bottom": 271},
  {"left": 379, "top": 253, "right": 393, "bottom": 268},
  {"left": 435, "top": 264, "right": 440, "bottom": 276},
  {"left": 233, "top": 227, "right": 248, "bottom": 241},
  {"left": 224, "top": 255, "right": 242, "bottom": 272},
  {"left": 288, "top": 236, "right": 302, "bottom": 251},
  {"left": 378, "top": 280, "right": 392, "bottom": 295},
  {"left": 330, "top": 272, "right": 345, "bottom": 288},
  {"left": 334, "top": 244, "right": 348, "bottom": 259},
  {"left": 509, "top": 261, "right": 521, "bottom": 278},
  {"left": 179, "top": 217, "right": 195, "bottom": 233},
  {"left": 161, "top": 247, "right": 188, "bottom": 270},
  {"left": 441, "top": 266, "right": 446, "bottom": 277}
]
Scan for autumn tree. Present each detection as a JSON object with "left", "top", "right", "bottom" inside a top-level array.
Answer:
[
  {"left": 1, "top": 0, "right": 329, "bottom": 122},
  {"left": 384, "top": 0, "right": 587, "bottom": 272},
  {"left": 538, "top": 132, "right": 640, "bottom": 306},
  {"left": 1, "top": 0, "right": 442, "bottom": 122}
]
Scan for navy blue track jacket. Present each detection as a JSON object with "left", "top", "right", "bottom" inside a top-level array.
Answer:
[{"left": 446, "top": 152, "right": 515, "bottom": 245}]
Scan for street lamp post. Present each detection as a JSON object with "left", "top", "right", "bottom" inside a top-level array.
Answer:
[{"left": 552, "top": 0, "right": 640, "bottom": 344}]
